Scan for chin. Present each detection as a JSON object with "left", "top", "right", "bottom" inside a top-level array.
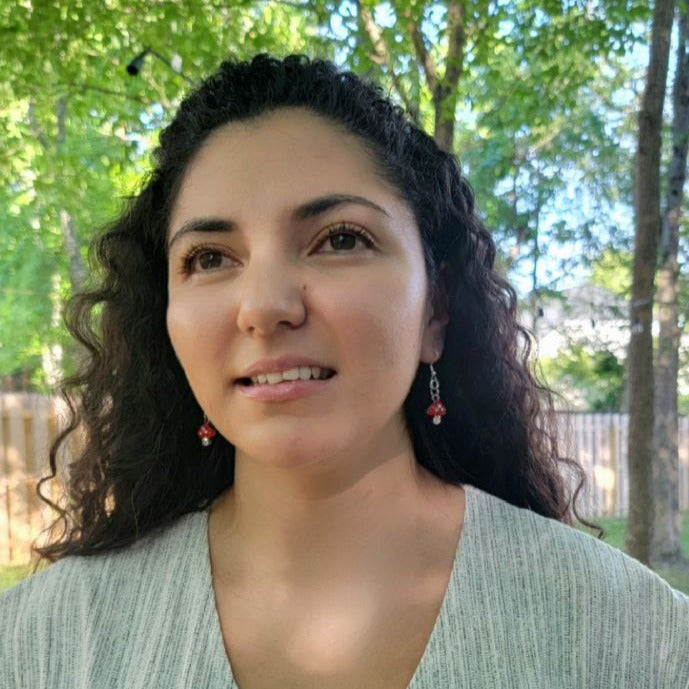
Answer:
[{"left": 235, "top": 430, "right": 350, "bottom": 469}]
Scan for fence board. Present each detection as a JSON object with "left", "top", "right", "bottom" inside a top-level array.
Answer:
[
  {"left": 0, "top": 394, "right": 70, "bottom": 564},
  {"left": 0, "top": 406, "right": 10, "bottom": 562}
]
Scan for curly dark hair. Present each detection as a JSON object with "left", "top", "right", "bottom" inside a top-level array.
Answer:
[{"left": 35, "top": 53, "right": 598, "bottom": 565}]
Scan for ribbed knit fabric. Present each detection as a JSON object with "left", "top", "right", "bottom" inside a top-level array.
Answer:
[{"left": 2, "top": 484, "right": 688, "bottom": 688}]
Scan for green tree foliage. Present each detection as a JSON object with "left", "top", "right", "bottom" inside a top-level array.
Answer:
[
  {"left": 0, "top": 0, "right": 326, "bottom": 388},
  {"left": 541, "top": 345, "right": 625, "bottom": 411},
  {"left": 0, "top": 0, "right": 666, "bottom": 397},
  {"left": 590, "top": 248, "right": 634, "bottom": 297}
]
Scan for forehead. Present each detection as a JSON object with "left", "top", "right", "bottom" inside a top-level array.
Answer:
[{"left": 170, "top": 108, "right": 404, "bottom": 229}]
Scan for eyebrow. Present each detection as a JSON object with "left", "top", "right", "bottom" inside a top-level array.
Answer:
[{"left": 167, "top": 193, "right": 390, "bottom": 252}]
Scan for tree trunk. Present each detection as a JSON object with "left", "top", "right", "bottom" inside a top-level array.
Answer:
[
  {"left": 358, "top": 1, "right": 421, "bottom": 125},
  {"left": 432, "top": 0, "right": 465, "bottom": 151},
  {"left": 59, "top": 209, "right": 87, "bottom": 293},
  {"left": 652, "top": 5, "right": 689, "bottom": 569},
  {"left": 29, "top": 96, "right": 89, "bottom": 293},
  {"left": 352, "top": 0, "right": 378, "bottom": 82},
  {"left": 529, "top": 165, "right": 544, "bottom": 333},
  {"left": 54, "top": 96, "right": 88, "bottom": 293},
  {"left": 403, "top": 0, "right": 466, "bottom": 151},
  {"left": 626, "top": 0, "right": 675, "bottom": 565}
]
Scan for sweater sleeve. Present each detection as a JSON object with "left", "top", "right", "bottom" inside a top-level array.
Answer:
[
  {"left": 529, "top": 511, "right": 689, "bottom": 687},
  {"left": 0, "top": 558, "right": 95, "bottom": 689},
  {"left": 0, "top": 512, "right": 228, "bottom": 689},
  {"left": 619, "top": 563, "right": 689, "bottom": 688},
  {"left": 530, "top": 513, "right": 689, "bottom": 687},
  {"left": 463, "top": 486, "right": 689, "bottom": 688}
]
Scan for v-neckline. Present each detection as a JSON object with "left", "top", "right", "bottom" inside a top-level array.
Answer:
[
  {"left": 404, "top": 483, "right": 472, "bottom": 688},
  {"left": 202, "top": 484, "right": 475, "bottom": 689}
]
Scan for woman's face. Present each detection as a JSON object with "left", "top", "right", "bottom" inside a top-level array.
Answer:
[{"left": 166, "top": 108, "right": 447, "bottom": 470}]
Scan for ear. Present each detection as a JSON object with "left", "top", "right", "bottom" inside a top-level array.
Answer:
[{"left": 420, "top": 261, "right": 451, "bottom": 364}]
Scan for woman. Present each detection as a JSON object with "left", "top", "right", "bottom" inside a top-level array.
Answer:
[{"left": 2, "top": 54, "right": 688, "bottom": 688}]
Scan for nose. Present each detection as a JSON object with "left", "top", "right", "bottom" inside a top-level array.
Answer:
[{"left": 236, "top": 258, "right": 307, "bottom": 336}]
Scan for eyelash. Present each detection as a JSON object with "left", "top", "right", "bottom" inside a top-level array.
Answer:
[
  {"left": 322, "top": 222, "right": 376, "bottom": 248},
  {"left": 178, "top": 223, "right": 376, "bottom": 276}
]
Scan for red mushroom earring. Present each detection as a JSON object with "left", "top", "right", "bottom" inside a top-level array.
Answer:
[
  {"left": 197, "top": 414, "right": 217, "bottom": 447},
  {"left": 425, "top": 363, "right": 446, "bottom": 426}
]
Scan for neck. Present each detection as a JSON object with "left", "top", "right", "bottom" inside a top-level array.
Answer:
[{"left": 208, "top": 430, "right": 461, "bottom": 590}]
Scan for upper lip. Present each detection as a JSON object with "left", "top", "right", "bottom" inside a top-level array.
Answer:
[{"left": 236, "top": 356, "right": 336, "bottom": 381}]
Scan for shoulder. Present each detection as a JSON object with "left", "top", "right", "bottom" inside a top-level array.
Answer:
[
  {"left": 0, "top": 510, "right": 208, "bottom": 687},
  {"left": 2, "top": 508, "right": 205, "bottom": 607},
  {"left": 464, "top": 485, "right": 689, "bottom": 686},
  {"left": 468, "top": 483, "right": 686, "bottom": 598}
]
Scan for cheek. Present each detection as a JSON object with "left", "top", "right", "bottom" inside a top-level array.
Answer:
[
  {"left": 328, "top": 269, "right": 427, "bottom": 367},
  {"left": 166, "top": 291, "right": 230, "bottom": 378}
]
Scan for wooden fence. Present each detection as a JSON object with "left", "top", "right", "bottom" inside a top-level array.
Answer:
[
  {"left": 557, "top": 412, "right": 689, "bottom": 518},
  {"left": 0, "top": 394, "right": 75, "bottom": 565},
  {"left": 2, "top": 393, "right": 689, "bottom": 564}
]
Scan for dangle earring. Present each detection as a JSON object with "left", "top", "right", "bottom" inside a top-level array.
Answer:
[
  {"left": 197, "top": 414, "right": 217, "bottom": 447},
  {"left": 425, "top": 363, "right": 447, "bottom": 426}
]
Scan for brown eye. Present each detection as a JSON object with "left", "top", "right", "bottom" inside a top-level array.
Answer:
[
  {"left": 180, "top": 247, "right": 234, "bottom": 276},
  {"left": 197, "top": 251, "right": 224, "bottom": 270},
  {"left": 328, "top": 232, "right": 357, "bottom": 251},
  {"left": 315, "top": 223, "right": 375, "bottom": 253}
]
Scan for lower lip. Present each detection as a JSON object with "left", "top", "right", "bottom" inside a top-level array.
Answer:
[{"left": 235, "top": 376, "right": 336, "bottom": 401}]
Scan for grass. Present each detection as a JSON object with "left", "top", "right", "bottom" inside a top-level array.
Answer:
[
  {"left": 2, "top": 514, "right": 689, "bottom": 595},
  {"left": 0, "top": 564, "right": 32, "bottom": 592}
]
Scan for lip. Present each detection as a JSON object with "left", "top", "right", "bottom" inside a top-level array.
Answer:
[
  {"left": 236, "top": 355, "right": 336, "bottom": 381},
  {"left": 236, "top": 376, "right": 335, "bottom": 402}
]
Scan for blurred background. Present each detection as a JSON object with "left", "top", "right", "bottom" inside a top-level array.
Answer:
[{"left": 0, "top": 0, "right": 687, "bottom": 589}]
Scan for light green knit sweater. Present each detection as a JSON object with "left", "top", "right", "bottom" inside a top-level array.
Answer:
[{"left": 2, "top": 484, "right": 688, "bottom": 688}]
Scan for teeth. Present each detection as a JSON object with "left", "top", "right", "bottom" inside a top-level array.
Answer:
[{"left": 250, "top": 366, "right": 331, "bottom": 386}]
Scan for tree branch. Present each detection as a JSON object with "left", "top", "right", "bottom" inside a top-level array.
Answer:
[
  {"left": 396, "top": 1, "right": 437, "bottom": 94},
  {"left": 65, "top": 82, "right": 150, "bottom": 104},
  {"left": 411, "top": 22, "right": 437, "bottom": 94},
  {"left": 358, "top": 4, "right": 420, "bottom": 124},
  {"left": 27, "top": 102, "right": 50, "bottom": 150},
  {"left": 443, "top": 0, "right": 466, "bottom": 91},
  {"left": 146, "top": 0, "right": 314, "bottom": 9},
  {"left": 56, "top": 95, "right": 68, "bottom": 147},
  {"left": 25, "top": 81, "right": 150, "bottom": 106}
]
